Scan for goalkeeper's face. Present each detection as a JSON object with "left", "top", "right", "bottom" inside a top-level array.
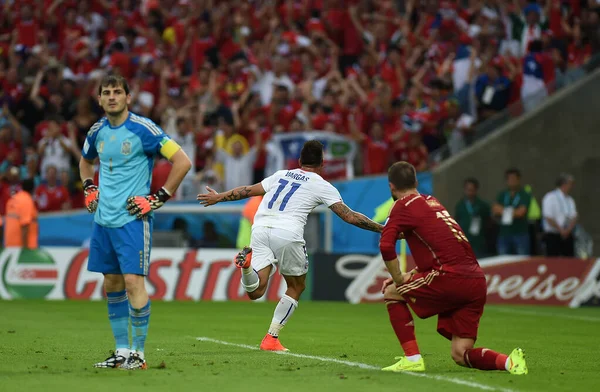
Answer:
[{"left": 98, "top": 85, "right": 131, "bottom": 117}]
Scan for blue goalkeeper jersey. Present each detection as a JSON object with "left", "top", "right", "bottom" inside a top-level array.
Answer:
[{"left": 82, "top": 112, "right": 173, "bottom": 228}]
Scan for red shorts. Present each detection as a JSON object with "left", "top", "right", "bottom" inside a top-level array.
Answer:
[{"left": 396, "top": 270, "right": 487, "bottom": 341}]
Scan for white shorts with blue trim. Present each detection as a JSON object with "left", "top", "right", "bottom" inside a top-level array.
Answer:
[{"left": 250, "top": 226, "right": 309, "bottom": 277}]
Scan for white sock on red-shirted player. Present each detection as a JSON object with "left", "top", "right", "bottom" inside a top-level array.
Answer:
[
  {"left": 268, "top": 295, "right": 298, "bottom": 337},
  {"left": 241, "top": 268, "right": 260, "bottom": 292}
]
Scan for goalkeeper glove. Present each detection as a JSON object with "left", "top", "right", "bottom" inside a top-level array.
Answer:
[
  {"left": 126, "top": 187, "right": 171, "bottom": 219},
  {"left": 83, "top": 178, "right": 99, "bottom": 213}
]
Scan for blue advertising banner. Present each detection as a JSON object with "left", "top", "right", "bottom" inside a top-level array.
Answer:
[
  {"left": 38, "top": 172, "right": 433, "bottom": 253},
  {"left": 326, "top": 172, "right": 433, "bottom": 254}
]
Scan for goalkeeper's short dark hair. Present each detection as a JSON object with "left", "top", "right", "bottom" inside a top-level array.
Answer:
[
  {"left": 300, "top": 140, "right": 324, "bottom": 167},
  {"left": 98, "top": 74, "right": 130, "bottom": 95}
]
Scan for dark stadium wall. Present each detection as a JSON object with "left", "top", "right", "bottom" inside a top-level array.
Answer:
[{"left": 433, "top": 69, "right": 600, "bottom": 255}]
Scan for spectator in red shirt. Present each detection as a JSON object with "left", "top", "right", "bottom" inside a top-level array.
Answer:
[
  {"left": 14, "top": 4, "right": 40, "bottom": 49},
  {"left": 393, "top": 129, "right": 429, "bottom": 173},
  {"left": 182, "top": 19, "right": 216, "bottom": 74},
  {"left": 266, "top": 85, "right": 301, "bottom": 130},
  {"left": 351, "top": 120, "right": 389, "bottom": 176},
  {"left": 57, "top": 7, "right": 86, "bottom": 59},
  {"left": 35, "top": 165, "right": 70, "bottom": 212}
]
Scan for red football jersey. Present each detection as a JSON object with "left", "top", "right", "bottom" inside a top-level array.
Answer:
[
  {"left": 380, "top": 194, "right": 483, "bottom": 278},
  {"left": 35, "top": 185, "right": 70, "bottom": 212}
]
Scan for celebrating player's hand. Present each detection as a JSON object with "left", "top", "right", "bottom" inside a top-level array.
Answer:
[
  {"left": 83, "top": 179, "right": 99, "bottom": 213},
  {"left": 126, "top": 187, "right": 171, "bottom": 218},
  {"left": 197, "top": 186, "right": 220, "bottom": 207},
  {"left": 381, "top": 278, "right": 395, "bottom": 294}
]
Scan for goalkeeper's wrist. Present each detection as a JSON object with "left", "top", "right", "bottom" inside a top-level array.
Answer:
[
  {"left": 83, "top": 178, "right": 95, "bottom": 189},
  {"left": 157, "top": 187, "right": 172, "bottom": 202}
]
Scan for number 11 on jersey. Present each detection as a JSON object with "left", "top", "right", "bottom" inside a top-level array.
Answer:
[{"left": 268, "top": 179, "right": 301, "bottom": 211}]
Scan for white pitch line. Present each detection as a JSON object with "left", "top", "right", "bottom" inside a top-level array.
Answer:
[
  {"left": 489, "top": 307, "right": 600, "bottom": 322},
  {"left": 196, "top": 337, "right": 516, "bottom": 392}
]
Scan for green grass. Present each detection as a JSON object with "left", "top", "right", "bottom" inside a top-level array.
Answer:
[{"left": 0, "top": 301, "right": 599, "bottom": 392}]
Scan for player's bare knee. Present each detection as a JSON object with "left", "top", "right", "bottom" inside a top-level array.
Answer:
[
  {"left": 123, "top": 274, "right": 145, "bottom": 294},
  {"left": 290, "top": 281, "right": 305, "bottom": 296},
  {"left": 247, "top": 287, "right": 266, "bottom": 300},
  {"left": 104, "top": 274, "right": 125, "bottom": 292}
]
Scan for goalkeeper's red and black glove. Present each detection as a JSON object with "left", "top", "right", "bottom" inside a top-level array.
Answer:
[
  {"left": 83, "top": 179, "right": 99, "bottom": 213},
  {"left": 126, "top": 187, "right": 171, "bottom": 219}
]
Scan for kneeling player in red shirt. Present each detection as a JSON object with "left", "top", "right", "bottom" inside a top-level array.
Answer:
[{"left": 378, "top": 162, "right": 528, "bottom": 375}]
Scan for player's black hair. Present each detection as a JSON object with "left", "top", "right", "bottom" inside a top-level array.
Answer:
[
  {"left": 464, "top": 177, "right": 480, "bottom": 189},
  {"left": 21, "top": 178, "right": 35, "bottom": 193},
  {"left": 98, "top": 74, "right": 130, "bottom": 95},
  {"left": 388, "top": 161, "right": 417, "bottom": 191},
  {"left": 300, "top": 140, "right": 324, "bottom": 167},
  {"left": 505, "top": 168, "right": 521, "bottom": 179}
]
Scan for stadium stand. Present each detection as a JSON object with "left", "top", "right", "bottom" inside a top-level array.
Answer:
[{"left": 1, "top": 0, "right": 599, "bottom": 214}]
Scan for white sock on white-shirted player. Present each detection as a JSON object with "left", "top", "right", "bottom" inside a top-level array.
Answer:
[
  {"left": 241, "top": 268, "right": 260, "bottom": 292},
  {"left": 268, "top": 295, "right": 298, "bottom": 338}
]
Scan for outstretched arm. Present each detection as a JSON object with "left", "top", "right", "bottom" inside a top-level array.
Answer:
[
  {"left": 198, "top": 183, "right": 266, "bottom": 207},
  {"left": 329, "top": 202, "right": 383, "bottom": 233}
]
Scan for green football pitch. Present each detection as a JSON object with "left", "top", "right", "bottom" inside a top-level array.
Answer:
[{"left": 1, "top": 300, "right": 598, "bottom": 392}]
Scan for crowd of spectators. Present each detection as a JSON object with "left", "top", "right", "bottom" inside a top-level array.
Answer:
[{"left": 1, "top": 0, "right": 599, "bottom": 215}]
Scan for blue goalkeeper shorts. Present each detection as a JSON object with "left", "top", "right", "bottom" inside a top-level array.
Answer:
[{"left": 88, "top": 217, "right": 153, "bottom": 276}]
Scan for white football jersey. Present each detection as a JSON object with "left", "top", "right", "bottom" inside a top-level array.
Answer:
[{"left": 253, "top": 169, "right": 343, "bottom": 237}]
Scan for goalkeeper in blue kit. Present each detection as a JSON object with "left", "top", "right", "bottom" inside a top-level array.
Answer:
[{"left": 80, "top": 75, "right": 191, "bottom": 370}]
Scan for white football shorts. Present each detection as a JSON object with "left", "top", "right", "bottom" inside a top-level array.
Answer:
[{"left": 249, "top": 226, "right": 309, "bottom": 277}]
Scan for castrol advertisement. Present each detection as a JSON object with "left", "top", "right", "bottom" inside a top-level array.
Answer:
[
  {"left": 0, "top": 248, "right": 288, "bottom": 301},
  {"left": 2, "top": 247, "right": 600, "bottom": 307}
]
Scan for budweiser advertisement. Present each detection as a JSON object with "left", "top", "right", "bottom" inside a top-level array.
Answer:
[
  {"left": 0, "top": 247, "right": 289, "bottom": 301},
  {"left": 312, "top": 252, "right": 600, "bottom": 308}
]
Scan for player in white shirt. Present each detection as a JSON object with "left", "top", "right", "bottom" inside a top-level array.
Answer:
[{"left": 198, "top": 140, "right": 383, "bottom": 351}]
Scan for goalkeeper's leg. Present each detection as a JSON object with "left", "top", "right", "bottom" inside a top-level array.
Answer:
[
  {"left": 88, "top": 224, "right": 131, "bottom": 369},
  {"left": 114, "top": 217, "right": 153, "bottom": 370},
  {"left": 123, "top": 273, "right": 150, "bottom": 370}
]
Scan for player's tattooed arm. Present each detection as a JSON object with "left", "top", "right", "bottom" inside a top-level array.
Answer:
[
  {"left": 219, "top": 186, "right": 253, "bottom": 202},
  {"left": 330, "top": 202, "right": 383, "bottom": 233},
  {"left": 198, "top": 183, "right": 266, "bottom": 207}
]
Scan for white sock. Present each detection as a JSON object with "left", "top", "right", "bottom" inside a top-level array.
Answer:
[
  {"left": 406, "top": 354, "right": 422, "bottom": 362},
  {"left": 116, "top": 348, "right": 131, "bottom": 358},
  {"left": 268, "top": 294, "right": 298, "bottom": 337},
  {"left": 241, "top": 268, "right": 259, "bottom": 292},
  {"left": 505, "top": 357, "right": 511, "bottom": 371}
]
